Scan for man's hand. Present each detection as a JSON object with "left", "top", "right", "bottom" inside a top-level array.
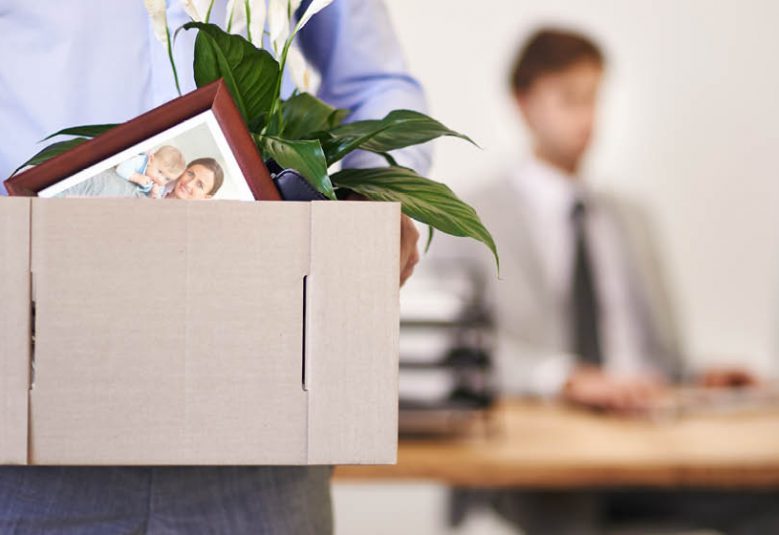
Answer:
[
  {"left": 345, "top": 192, "right": 420, "bottom": 286},
  {"left": 562, "top": 366, "right": 668, "bottom": 415},
  {"left": 696, "top": 367, "right": 760, "bottom": 388},
  {"left": 399, "top": 214, "right": 420, "bottom": 286}
]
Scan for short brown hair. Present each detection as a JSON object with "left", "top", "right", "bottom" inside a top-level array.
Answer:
[
  {"left": 510, "top": 28, "right": 604, "bottom": 93},
  {"left": 188, "top": 157, "right": 224, "bottom": 196}
]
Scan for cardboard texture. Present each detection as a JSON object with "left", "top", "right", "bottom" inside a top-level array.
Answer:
[
  {"left": 0, "top": 197, "right": 399, "bottom": 465},
  {"left": 307, "top": 203, "right": 400, "bottom": 464},
  {"left": 0, "top": 198, "right": 31, "bottom": 465}
]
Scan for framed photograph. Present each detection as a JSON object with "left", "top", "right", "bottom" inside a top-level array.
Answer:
[{"left": 4, "top": 79, "right": 281, "bottom": 201}]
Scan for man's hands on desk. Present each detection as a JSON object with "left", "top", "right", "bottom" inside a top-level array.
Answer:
[
  {"left": 562, "top": 367, "right": 666, "bottom": 414},
  {"left": 696, "top": 367, "right": 761, "bottom": 388},
  {"left": 562, "top": 365, "right": 762, "bottom": 415}
]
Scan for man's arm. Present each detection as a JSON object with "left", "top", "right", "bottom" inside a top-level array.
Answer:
[
  {"left": 298, "top": 0, "right": 430, "bottom": 284},
  {"left": 297, "top": 0, "right": 432, "bottom": 175}
]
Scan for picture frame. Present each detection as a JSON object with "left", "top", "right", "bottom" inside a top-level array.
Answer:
[{"left": 4, "top": 79, "right": 281, "bottom": 201}]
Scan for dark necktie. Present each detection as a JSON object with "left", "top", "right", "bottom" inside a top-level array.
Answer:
[{"left": 571, "top": 200, "right": 602, "bottom": 366}]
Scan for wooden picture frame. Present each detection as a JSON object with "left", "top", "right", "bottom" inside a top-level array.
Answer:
[{"left": 4, "top": 79, "right": 281, "bottom": 201}]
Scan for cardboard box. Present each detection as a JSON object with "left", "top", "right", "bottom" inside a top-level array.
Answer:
[{"left": 0, "top": 197, "right": 400, "bottom": 465}]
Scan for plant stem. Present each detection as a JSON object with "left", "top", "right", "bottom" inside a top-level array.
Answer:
[
  {"left": 262, "top": 1, "right": 308, "bottom": 134},
  {"left": 226, "top": 6, "right": 235, "bottom": 32},
  {"left": 205, "top": 0, "right": 215, "bottom": 23},
  {"left": 244, "top": 0, "right": 252, "bottom": 42},
  {"left": 165, "top": 27, "right": 182, "bottom": 96},
  {"left": 262, "top": 37, "right": 292, "bottom": 135}
]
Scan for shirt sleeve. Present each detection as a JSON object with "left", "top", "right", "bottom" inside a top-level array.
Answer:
[
  {"left": 492, "top": 336, "right": 576, "bottom": 398},
  {"left": 297, "top": 0, "right": 432, "bottom": 175},
  {"left": 426, "top": 217, "right": 575, "bottom": 399},
  {"left": 115, "top": 154, "right": 147, "bottom": 180}
]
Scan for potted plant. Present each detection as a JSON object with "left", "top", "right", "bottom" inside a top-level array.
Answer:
[{"left": 17, "top": 0, "right": 498, "bottom": 268}]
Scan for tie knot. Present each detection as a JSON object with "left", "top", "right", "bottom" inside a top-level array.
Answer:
[{"left": 571, "top": 199, "right": 587, "bottom": 221}]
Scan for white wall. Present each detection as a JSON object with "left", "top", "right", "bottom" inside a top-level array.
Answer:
[
  {"left": 386, "top": 0, "right": 779, "bottom": 376},
  {"left": 335, "top": 1, "right": 779, "bottom": 533}
]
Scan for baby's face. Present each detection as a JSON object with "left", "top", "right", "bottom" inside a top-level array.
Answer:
[{"left": 146, "top": 156, "right": 181, "bottom": 185}]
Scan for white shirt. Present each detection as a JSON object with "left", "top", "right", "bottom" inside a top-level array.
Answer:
[{"left": 510, "top": 157, "right": 653, "bottom": 394}]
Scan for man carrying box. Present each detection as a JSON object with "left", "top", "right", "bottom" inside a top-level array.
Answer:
[{"left": 0, "top": 1, "right": 423, "bottom": 533}]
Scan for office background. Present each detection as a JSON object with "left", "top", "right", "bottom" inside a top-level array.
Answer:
[{"left": 334, "top": 0, "right": 779, "bottom": 533}]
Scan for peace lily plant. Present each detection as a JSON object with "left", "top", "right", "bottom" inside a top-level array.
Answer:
[{"left": 20, "top": 0, "right": 498, "bottom": 268}]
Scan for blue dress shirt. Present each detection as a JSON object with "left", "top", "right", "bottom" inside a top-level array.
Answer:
[{"left": 0, "top": 0, "right": 430, "bottom": 194}]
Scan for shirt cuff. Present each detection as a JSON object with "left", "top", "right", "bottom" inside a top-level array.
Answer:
[{"left": 529, "top": 353, "right": 576, "bottom": 399}]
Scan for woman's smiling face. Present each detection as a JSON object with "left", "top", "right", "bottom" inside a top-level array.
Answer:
[{"left": 172, "top": 164, "right": 215, "bottom": 200}]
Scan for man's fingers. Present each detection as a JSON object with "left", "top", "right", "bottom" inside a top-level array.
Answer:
[
  {"left": 699, "top": 368, "right": 760, "bottom": 388},
  {"left": 400, "top": 261, "right": 416, "bottom": 285},
  {"left": 399, "top": 215, "right": 420, "bottom": 286},
  {"left": 400, "top": 240, "right": 420, "bottom": 286}
]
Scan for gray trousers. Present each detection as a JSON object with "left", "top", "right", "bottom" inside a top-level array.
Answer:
[{"left": 0, "top": 466, "right": 333, "bottom": 534}]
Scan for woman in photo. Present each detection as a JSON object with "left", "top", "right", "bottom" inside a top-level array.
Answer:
[{"left": 57, "top": 157, "right": 224, "bottom": 200}]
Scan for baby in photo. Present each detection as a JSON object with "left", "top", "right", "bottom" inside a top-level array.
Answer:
[{"left": 115, "top": 145, "right": 186, "bottom": 198}]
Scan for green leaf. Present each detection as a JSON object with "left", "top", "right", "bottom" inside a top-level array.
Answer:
[
  {"left": 332, "top": 167, "right": 498, "bottom": 270},
  {"left": 321, "top": 110, "right": 477, "bottom": 165},
  {"left": 42, "top": 124, "right": 118, "bottom": 141},
  {"left": 378, "top": 152, "right": 400, "bottom": 167},
  {"left": 280, "top": 93, "right": 349, "bottom": 140},
  {"left": 255, "top": 135, "right": 335, "bottom": 200},
  {"left": 319, "top": 130, "right": 380, "bottom": 167},
  {"left": 425, "top": 226, "right": 435, "bottom": 253},
  {"left": 248, "top": 112, "right": 269, "bottom": 133},
  {"left": 11, "top": 138, "right": 90, "bottom": 176},
  {"left": 184, "top": 22, "right": 280, "bottom": 125}
]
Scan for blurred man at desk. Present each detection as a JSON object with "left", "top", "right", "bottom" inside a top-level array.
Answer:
[
  {"left": 445, "top": 28, "right": 757, "bottom": 412},
  {"left": 434, "top": 27, "right": 775, "bottom": 534}
]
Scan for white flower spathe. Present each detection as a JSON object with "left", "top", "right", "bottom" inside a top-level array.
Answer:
[
  {"left": 225, "top": 0, "right": 245, "bottom": 33},
  {"left": 225, "top": 0, "right": 266, "bottom": 47},
  {"left": 286, "top": 42, "right": 313, "bottom": 92},
  {"left": 267, "top": 0, "right": 291, "bottom": 54},
  {"left": 180, "top": 0, "right": 204, "bottom": 22},
  {"left": 143, "top": 0, "right": 169, "bottom": 44},
  {"left": 295, "top": 0, "right": 333, "bottom": 32},
  {"left": 248, "top": 0, "right": 267, "bottom": 47}
]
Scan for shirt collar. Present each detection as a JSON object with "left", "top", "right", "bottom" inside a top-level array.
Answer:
[{"left": 511, "top": 155, "right": 589, "bottom": 215}]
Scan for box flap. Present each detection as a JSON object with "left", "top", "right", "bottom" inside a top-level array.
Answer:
[
  {"left": 0, "top": 197, "right": 31, "bottom": 465},
  {"left": 306, "top": 201, "right": 400, "bottom": 464},
  {"left": 30, "top": 199, "right": 310, "bottom": 464}
]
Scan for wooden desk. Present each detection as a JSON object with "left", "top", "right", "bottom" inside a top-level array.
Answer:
[{"left": 335, "top": 400, "right": 779, "bottom": 488}]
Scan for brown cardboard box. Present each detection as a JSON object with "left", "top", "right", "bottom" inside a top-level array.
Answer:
[
  {"left": 0, "top": 197, "right": 31, "bottom": 465},
  {"left": 0, "top": 197, "right": 400, "bottom": 465}
]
